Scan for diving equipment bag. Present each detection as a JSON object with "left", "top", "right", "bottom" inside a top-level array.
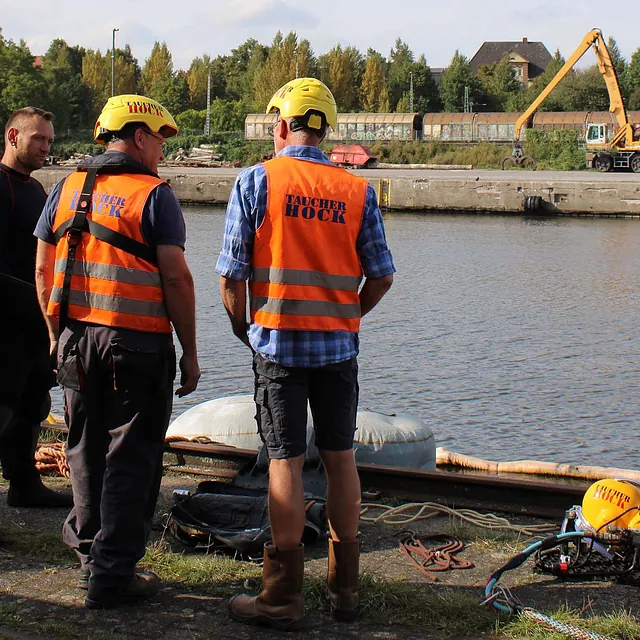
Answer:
[{"left": 168, "top": 480, "right": 327, "bottom": 557}]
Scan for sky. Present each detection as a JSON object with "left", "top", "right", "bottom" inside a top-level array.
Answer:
[{"left": 0, "top": 0, "right": 638, "bottom": 72}]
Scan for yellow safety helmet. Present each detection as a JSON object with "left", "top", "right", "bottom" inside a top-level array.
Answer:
[
  {"left": 581, "top": 479, "right": 640, "bottom": 532},
  {"left": 266, "top": 77, "right": 337, "bottom": 132},
  {"left": 94, "top": 94, "right": 179, "bottom": 144},
  {"left": 629, "top": 512, "right": 640, "bottom": 531}
]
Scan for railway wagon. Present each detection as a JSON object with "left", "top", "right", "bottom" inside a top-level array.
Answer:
[
  {"left": 532, "top": 111, "right": 640, "bottom": 143},
  {"left": 244, "top": 112, "right": 422, "bottom": 142},
  {"left": 422, "top": 111, "right": 640, "bottom": 143},
  {"left": 245, "top": 111, "right": 640, "bottom": 144},
  {"left": 328, "top": 113, "right": 421, "bottom": 142},
  {"left": 422, "top": 112, "right": 518, "bottom": 142}
]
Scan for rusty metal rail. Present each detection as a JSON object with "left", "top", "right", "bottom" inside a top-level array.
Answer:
[
  {"left": 163, "top": 439, "right": 588, "bottom": 519},
  {"left": 44, "top": 423, "right": 587, "bottom": 519}
]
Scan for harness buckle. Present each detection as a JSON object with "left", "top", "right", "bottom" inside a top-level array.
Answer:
[{"left": 67, "top": 229, "right": 82, "bottom": 247}]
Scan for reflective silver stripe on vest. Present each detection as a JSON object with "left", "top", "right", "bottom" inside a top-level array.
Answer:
[
  {"left": 54, "top": 259, "right": 162, "bottom": 288},
  {"left": 251, "top": 267, "right": 361, "bottom": 292},
  {"left": 250, "top": 296, "right": 360, "bottom": 319},
  {"left": 50, "top": 287, "right": 168, "bottom": 318}
]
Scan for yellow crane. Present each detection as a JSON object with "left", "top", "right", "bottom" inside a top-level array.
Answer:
[{"left": 510, "top": 28, "right": 640, "bottom": 173}]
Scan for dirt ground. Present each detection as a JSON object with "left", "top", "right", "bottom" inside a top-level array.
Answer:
[{"left": 0, "top": 472, "right": 638, "bottom": 640}]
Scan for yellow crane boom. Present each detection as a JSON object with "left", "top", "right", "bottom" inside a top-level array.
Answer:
[{"left": 515, "top": 28, "right": 631, "bottom": 146}]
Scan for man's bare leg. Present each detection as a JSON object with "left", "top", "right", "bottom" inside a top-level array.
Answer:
[
  {"left": 268, "top": 455, "right": 305, "bottom": 549},
  {"left": 319, "top": 449, "right": 361, "bottom": 541}
]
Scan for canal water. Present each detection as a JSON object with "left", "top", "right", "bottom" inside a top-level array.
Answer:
[{"left": 52, "top": 208, "right": 640, "bottom": 469}]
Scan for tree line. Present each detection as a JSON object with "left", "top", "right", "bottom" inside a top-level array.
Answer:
[{"left": 1, "top": 27, "right": 639, "bottom": 136}]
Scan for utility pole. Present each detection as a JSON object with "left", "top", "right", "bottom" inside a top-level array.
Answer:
[
  {"left": 295, "top": 49, "right": 299, "bottom": 78},
  {"left": 111, "top": 28, "right": 119, "bottom": 96},
  {"left": 409, "top": 71, "right": 414, "bottom": 113},
  {"left": 205, "top": 66, "right": 211, "bottom": 135},
  {"left": 463, "top": 85, "right": 470, "bottom": 113}
]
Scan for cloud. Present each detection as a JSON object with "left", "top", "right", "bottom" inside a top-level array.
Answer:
[{"left": 208, "top": 0, "right": 317, "bottom": 28}]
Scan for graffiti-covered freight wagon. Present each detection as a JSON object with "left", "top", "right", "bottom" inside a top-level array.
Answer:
[
  {"left": 422, "top": 111, "right": 640, "bottom": 143},
  {"left": 244, "top": 113, "right": 422, "bottom": 142},
  {"left": 328, "top": 113, "right": 422, "bottom": 142},
  {"left": 245, "top": 111, "right": 640, "bottom": 144}
]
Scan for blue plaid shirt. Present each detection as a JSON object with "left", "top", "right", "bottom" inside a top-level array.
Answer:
[{"left": 215, "top": 145, "right": 395, "bottom": 367}]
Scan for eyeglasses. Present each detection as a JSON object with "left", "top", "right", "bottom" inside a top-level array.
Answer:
[
  {"left": 267, "top": 118, "right": 281, "bottom": 138},
  {"left": 142, "top": 128, "right": 166, "bottom": 148}
]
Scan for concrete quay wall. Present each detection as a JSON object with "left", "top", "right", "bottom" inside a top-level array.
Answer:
[{"left": 34, "top": 167, "right": 640, "bottom": 216}]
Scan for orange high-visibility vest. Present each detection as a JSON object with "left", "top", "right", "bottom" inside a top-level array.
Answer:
[
  {"left": 250, "top": 155, "right": 367, "bottom": 332},
  {"left": 48, "top": 171, "right": 171, "bottom": 333}
]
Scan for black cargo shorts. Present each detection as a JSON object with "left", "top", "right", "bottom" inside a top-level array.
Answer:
[{"left": 253, "top": 353, "right": 359, "bottom": 460}]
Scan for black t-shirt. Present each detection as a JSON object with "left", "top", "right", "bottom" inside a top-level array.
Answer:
[
  {"left": 0, "top": 163, "right": 48, "bottom": 341},
  {"left": 0, "top": 162, "right": 47, "bottom": 284}
]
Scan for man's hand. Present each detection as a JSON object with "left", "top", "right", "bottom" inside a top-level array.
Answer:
[
  {"left": 49, "top": 338, "right": 58, "bottom": 374},
  {"left": 176, "top": 353, "right": 200, "bottom": 397},
  {"left": 232, "top": 319, "right": 251, "bottom": 349},
  {"left": 220, "top": 276, "right": 252, "bottom": 349}
]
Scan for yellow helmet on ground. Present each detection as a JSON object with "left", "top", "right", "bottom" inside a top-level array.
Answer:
[
  {"left": 266, "top": 78, "right": 337, "bottom": 132},
  {"left": 94, "top": 94, "right": 179, "bottom": 144},
  {"left": 581, "top": 479, "right": 640, "bottom": 532}
]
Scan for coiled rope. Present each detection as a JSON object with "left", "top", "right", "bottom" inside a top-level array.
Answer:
[
  {"left": 35, "top": 442, "right": 70, "bottom": 478},
  {"left": 360, "top": 502, "right": 557, "bottom": 537},
  {"left": 398, "top": 532, "right": 473, "bottom": 581}
]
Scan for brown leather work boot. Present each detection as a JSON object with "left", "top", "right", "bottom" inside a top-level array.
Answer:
[
  {"left": 327, "top": 535, "right": 360, "bottom": 622},
  {"left": 228, "top": 543, "right": 305, "bottom": 630}
]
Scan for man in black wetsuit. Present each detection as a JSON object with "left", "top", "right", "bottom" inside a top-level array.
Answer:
[{"left": 0, "top": 107, "right": 72, "bottom": 507}]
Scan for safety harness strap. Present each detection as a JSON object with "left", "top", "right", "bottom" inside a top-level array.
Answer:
[
  {"left": 54, "top": 217, "right": 157, "bottom": 265},
  {"left": 57, "top": 168, "right": 97, "bottom": 335}
]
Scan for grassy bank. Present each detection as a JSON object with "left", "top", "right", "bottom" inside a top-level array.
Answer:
[{"left": 1, "top": 505, "right": 638, "bottom": 639}]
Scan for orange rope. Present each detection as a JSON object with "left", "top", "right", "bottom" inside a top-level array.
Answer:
[{"left": 35, "top": 442, "right": 70, "bottom": 478}]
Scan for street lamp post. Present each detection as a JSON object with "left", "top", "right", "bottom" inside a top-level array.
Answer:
[
  {"left": 111, "top": 28, "right": 119, "bottom": 96},
  {"left": 205, "top": 66, "right": 211, "bottom": 135},
  {"left": 409, "top": 71, "right": 414, "bottom": 113}
]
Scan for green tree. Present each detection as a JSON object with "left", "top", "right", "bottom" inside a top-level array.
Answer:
[
  {"left": 141, "top": 42, "right": 188, "bottom": 113},
  {"left": 411, "top": 54, "right": 441, "bottom": 113},
  {"left": 628, "top": 87, "right": 640, "bottom": 110},
  {"left": 505, "top": 49, "right": 566, "bottom": 112},
  {"left": 142, "top": 42, "right": 173, "bottom": 93},
  {"left": 623, "top": 48, "right": 640, "bottom": 101},
  {"left": 209, "top": 98, "right": 247, "bottom": 131},
  {"left": 606, "top": 36, "right": 626, "bottom": 87},
  {"left": 361, "top": 49, "right": 389, "bottom": 112},
  {"left": 252, "top": 32, "right": 311, "bottom": 109},
  {"left": 557, "top": 65, "right": 609, "bottom": 111},
  {"left": 186, "top": 55, "right": 213, "bottom": 110},
  {"left": 81, "top": 44, "right": 140, "bottom": 123},
  {"left": 175, "top": 108, "right": 206, "bottom": 132},
  {"left": 319, "top": 44, "right": 363, "bottom": 111},
  {"left": 41, "top": 39, "right": 88, "bottom": 132},
  {"left": 82, "top": 49, "right": 109, "bottom": 122},
  {"left": 395, "top": 92, "right": 410, "bottom": 112},
  {"left": 112, "top": 45, "right": 141, "bottom": 96},
  {"left": 0, "top": 29, "right": 46, "bottom": 126},
  {"left": 477, "top": 54, "right": 520, "bottom": 111},
  {"left": 387, "top": 38, "right": 413, "bottom": 111},
  {"left": 225, "top": 39, "right": 269, "bottom": 104},
  {"left": 439, "top": 50, "right": 479, "bottom": 112}
]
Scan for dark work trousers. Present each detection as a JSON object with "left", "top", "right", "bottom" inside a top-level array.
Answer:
[
  {"left": 0, "top": 330, "right": 53, "bottom": 483},
  {"left": 57, "top": 322, "right": 175, "bottom": 595}
]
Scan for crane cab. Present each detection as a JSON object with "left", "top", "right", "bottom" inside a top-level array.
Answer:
[{"left": 586, "top": 123, "right": 607, "bottom": 146}]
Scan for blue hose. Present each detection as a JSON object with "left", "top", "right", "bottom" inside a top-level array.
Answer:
[{"left": 484, "top": 531, "right": 585, "bottom": 613}]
